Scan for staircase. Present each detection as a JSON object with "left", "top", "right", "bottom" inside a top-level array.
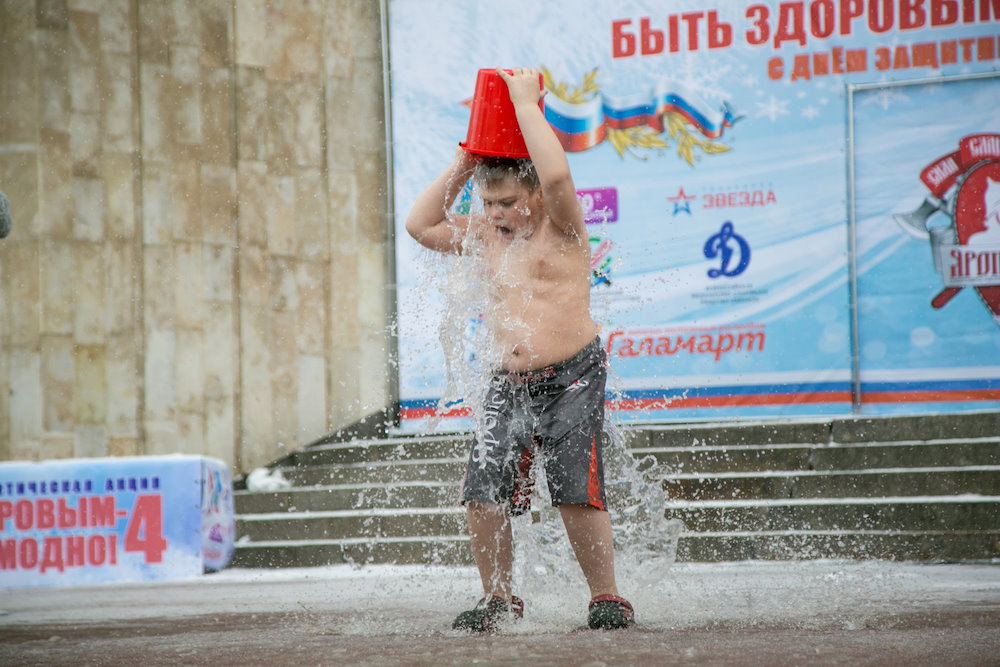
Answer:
[
  {"left": 233, "top": 434, "right": 470, "bottom": 568},
  {"left": 231, "top": 412, "right": 1000, "bottom": 568}
]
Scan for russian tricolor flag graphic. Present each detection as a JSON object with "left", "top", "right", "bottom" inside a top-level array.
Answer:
[{"left": 542, "top": 80, "right": 741, "bottom": 152}]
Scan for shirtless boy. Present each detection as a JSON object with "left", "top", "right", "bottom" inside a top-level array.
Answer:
[{"left": 406, "top": 67, "right": 634, "bottom": 632}]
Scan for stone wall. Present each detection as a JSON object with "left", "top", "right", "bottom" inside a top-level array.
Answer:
[{"left": 0, "top": 0, "right": 393, "bottom": 473}]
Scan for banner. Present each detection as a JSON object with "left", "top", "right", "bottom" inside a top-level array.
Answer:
[
  {"left": 388, "top": 0, "right": 1000, "bottom": 430},
  {"left": 0, "top": 456, "right": 235, "bottom": 588},
  {"left": 852, "top": 77, "right": 1000, "bottom": 411}
]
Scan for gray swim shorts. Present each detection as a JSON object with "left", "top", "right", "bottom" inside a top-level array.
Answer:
[{"left": 460, "top": 336, "right": 608, "bottom": 515}]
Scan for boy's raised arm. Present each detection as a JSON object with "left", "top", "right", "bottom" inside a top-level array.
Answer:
[
  {"left": 405, "top": 147, "right": 477, "bottom": 253},
  {"left": 498, "top": 67, "right": 585, "bottom": 239}
]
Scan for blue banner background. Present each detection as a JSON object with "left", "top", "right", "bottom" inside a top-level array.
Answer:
[{"left": 388, "top": 0, "right": 1000, "bottom": 428}]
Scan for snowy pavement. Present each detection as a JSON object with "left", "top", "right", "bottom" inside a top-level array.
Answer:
[{"left": 2, "top": 560, "right": 999, "bottom": 665}]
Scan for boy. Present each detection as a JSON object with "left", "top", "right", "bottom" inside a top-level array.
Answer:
[{"left": 406, "top": 67, "right": 634, "bottom": 632}]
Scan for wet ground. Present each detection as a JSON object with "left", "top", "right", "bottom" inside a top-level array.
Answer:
[{"left": 2, "top": 561, "right": 998, "bottom": 666}]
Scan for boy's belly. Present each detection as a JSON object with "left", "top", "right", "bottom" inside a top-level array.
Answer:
[{"left": 495, "top": 302, "right": 598, "bottom": 372}]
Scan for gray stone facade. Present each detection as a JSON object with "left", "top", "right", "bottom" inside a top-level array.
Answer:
[{"left": 0, "top": 0, "right": 392, "bottom": 474}]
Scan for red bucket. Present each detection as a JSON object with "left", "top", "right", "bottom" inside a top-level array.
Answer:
[{"left": 460, "top": 68, "right": 544, "bottom": 159}]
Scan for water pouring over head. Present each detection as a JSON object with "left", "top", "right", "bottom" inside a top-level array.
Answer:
[
  {"left": 461, "top": 67, "right": 546, "bottom": 241},
  {"left": 473, "top": 157, "right": 542, "bottom": 240},
  {"left": 406, "top": 66, "right": 638, "bottom": 632}
]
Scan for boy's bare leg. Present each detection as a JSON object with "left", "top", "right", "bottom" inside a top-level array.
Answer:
[
  {"left": 559, "top": 504, "right": 619, "bottom": 599},
  {"left": 466, "top": 502, "right": 514, "bottom": 600}
]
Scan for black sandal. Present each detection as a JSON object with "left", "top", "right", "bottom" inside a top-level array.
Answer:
[
  {"left": 588, "top": 594, "right": 635, "bottom": 630},
  {"left": 452, "top": 595, "right": 525, "bottom": 632}
]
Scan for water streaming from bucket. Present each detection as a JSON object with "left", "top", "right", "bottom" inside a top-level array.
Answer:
[{"left": 416, "top": 167, "right": 684, "bottom": 596}]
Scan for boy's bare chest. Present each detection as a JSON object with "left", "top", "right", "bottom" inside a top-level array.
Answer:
[{"left": 485, "top": 235, "right": 580, "bottom": 286}]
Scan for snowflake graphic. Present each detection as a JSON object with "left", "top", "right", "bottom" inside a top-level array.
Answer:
[
  {"left": 802, "top": 105, "right": 820, "bottom": 120},
  {"left": 755, "top": 95, "right": 790, "bottom": 121},
  {"left": 861, "top": 84, "right": 910, "bottom": 111},
  {"left": 672, "top": 57, "right": 734, "bottom": 102}
]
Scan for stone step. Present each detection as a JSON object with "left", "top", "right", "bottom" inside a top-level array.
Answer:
[
  {"left": 236, "top": 464, "right": 1000, "bottom": 516},
  {"left": 232, "top": 413, "right": 1000, "bottom": 566},
  {"left": 231, "top": 528, "right": 1000, "bottom": 568},
  {"left": 236, "top": 496, "right": 999, "bottom": 543},
  {"left": 289, "top": 435, "right": 469, "bottom": 467},
  {"left": 235, "top": 482, "right": 458, "bottom": 514},
  {"left": 635, "top": 411, "right": 999, "bottom": 448},
  {"left": 278, "top": 458, "right": 466, "bottom": 487},
  {"left": 241, "top": 468, "right": 1000, "bottom": 521},
  {"left": 634, "top": 438, "right": 1000, "bottom": 473},
  {"left": 236, "top": 507, "right": 466, "bottom": 542},
  {"left": 677, "top": 531, "right": 1000, "bottom": 562},
  {"left": 637, "top": 420, "right": 833, "bottom": 449},
  {"left": 269, "top": 439, "right": 1000, "bottom": 491},
  {"left": 665, "top": 496, "right": 1000, "bottom": 532},
  {"left": 231, "top": 535, "right": 472, "bottom": 569},
  {"left": 277, "top": 435, "right": 1000, "bottom": 485},
  {"left": 663, "top": 466, "right": 1000, "bottom": 500},
  {"left": 829, "top": 412, "right": 999, "bottom": 443},
  {"left": 264, "top": 462, "right": 1000, "bottom": 504}
]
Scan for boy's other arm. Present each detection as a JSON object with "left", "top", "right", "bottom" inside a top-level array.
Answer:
[
  {"left": 499, "top": 67, "right": 585, "bottom": 240},
  {"left": 405, "top": 147, "right": 476, "bottom": 253}
]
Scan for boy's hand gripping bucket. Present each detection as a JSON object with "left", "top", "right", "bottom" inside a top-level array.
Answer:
[{"left": 460, "top": 68, "right": 544, "bottom": 159}]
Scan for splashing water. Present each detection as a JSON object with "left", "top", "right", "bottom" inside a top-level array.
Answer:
[
  {"left": 415, "top": 170, "right": 684, "bottom": 597},
  {"left": 511, "top": 399, "right": 684, "bottom": 595}
]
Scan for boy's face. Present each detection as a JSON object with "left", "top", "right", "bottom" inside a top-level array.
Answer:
[{"left": 479, "top": 178, "right": 542, "bottom": 240}]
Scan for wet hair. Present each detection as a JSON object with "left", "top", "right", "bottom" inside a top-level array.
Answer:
[{"left": 472, "top": 156, "right": 539, "bottom": 193}]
